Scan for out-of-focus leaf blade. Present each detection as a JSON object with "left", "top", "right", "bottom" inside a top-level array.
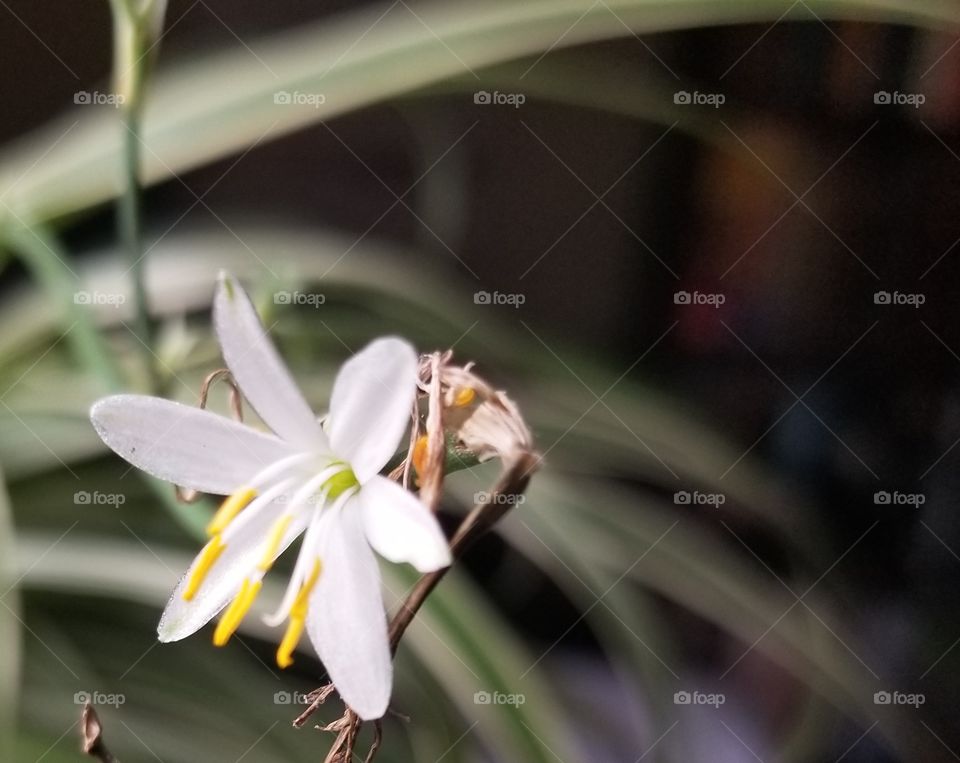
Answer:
[
  {"left": 0, "top": 463, "right": 19, "bottom": 762},
  {"left": 1, "top": 0, "right": 959, "bottom": 225}
]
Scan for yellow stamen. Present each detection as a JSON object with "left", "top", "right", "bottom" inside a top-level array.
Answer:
[
  {"left": 292, "top": 559, "right": 322, "bottom": 617},
  {"left": 258, "top": 515, "right": 293, "bottom": 572},
  {"left": 276, "top": 616, "right": 304, "bottom": 669},
  {"left": 213, "top": 578, "right": 262, "bottom": 647},
  {"left": 276, "top": 559, "right": 322, "bottom": 669},
  {"left": 412, "top": 434, "right": 429, "bottom": 478},
  {"left": 182, "top": 534, "right": 226, "bottom": 601},
  {"left": 206, "top": 487, "right": 258, "bottom": 536},
  {"left": 453, "top": 386, "right": 476, "bottom": 407}
]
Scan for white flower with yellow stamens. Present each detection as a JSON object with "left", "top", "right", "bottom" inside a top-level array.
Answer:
[{"left": 89, "top": 272, "right": 451, "bottom": 720}]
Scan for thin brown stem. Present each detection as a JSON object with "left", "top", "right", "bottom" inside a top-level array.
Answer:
[
  {"left": 389, "top": 450, "right": 538, "bottom": 653},
  {"left": 364, "top": 721, "right": 383, "bottom": 763}
]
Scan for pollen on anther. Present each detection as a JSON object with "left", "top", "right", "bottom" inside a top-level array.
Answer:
[
  {"left": 453, "top": 387, "right": 476, "bottom": 407},
  {"left": 213, "top": 578, "right": 262, "bottom": 647},
  {"left": 207, "top": 487, "right": 257, "bottom": 536},
  {"left": 276, "top": 559, "right": 322, "bottom": 669},
  {"left": 183, "top": 534, "right": 226, "bottom": 601},
  {"left": 412, "top": 434, "right": 429, "bottom": 477},
  {"left": 258, "top": 515, "right": 293, "bottom": 572}
]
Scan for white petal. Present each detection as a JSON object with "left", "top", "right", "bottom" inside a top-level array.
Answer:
[
  {"left": 158, "top": 482, "right": 304, "bottom": 642},
  {"left": 328, "top": 337, "right": 418, "bottom": 482},
  {"left": 360, "top": 476, "right": 451, "bottom": 572},
  {"left": 307, "top": 503, "right": 392, "bottom": 720},
  {"left": 91, "top": 394, "right": 292, "bottom": 494},
  {"left": 214, "top": 272, "right": 326, "bottom": 449}
]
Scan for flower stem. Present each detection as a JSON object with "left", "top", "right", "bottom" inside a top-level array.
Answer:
[
  {"left": 119, "top": 96, "right": 154, "bottom": 388},
  {"left": 387, "top": 450, "right": 539, "bottom": 653},
  {"left": 110, "top": 0, "right": 166, "bottom": 391}
]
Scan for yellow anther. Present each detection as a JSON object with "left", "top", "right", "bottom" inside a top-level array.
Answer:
[
  {"left": 258, "top": 515, "right": 293, "bottom": 572},
  {"left": 412, "top": 435, "right": 429, "bottom": 478},
  {"left": 275, "top": 560, "right": 322, "bottom": 669},
  {"left": 213, "top": 578, "right": 262, "bottom": 647},
  {"left": 276, "top": 616, "right": 304, "bottom": 669},
  {"left": 292, "top": 559, "right": 322, "bottom": 617},
  {"left": 183, "top": 534, "right": 226, "bottom": 601},
  {"left": 207, "top": 487, "right": 258, "bottom": 536},
  {"left": 453, "top": 387, "right": 476, "bottom": 407}
]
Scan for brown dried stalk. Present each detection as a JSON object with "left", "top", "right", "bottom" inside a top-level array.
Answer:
[
  {"left": 81, "top": 703, "right": 118, "bottom": 762},
  {"left": 387, "top": 449, "right": 538, "bottom": 652}
]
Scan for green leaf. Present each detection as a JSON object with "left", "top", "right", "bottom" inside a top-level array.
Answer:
[{"left": 2, "top": 0, "right": 959, "bottom": 226}]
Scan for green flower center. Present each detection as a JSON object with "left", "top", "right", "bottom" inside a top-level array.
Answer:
[{"left": 323, "top": 465, "right": 359, "bottom": 500}]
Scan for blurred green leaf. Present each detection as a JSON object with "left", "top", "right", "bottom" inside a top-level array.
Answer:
[
  {"left": 0, "top": 463, "right": 19, "bottom": 762},
  {"left": 2, "top": 0, "right": 959, "bottom": 226}
]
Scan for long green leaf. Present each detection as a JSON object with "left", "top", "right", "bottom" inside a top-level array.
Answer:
[{"left": 1, "top": 0, "right": 958, "bottom": 226}]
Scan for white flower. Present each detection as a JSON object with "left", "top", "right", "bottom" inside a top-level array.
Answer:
[{"left": 90, "top": 272, "right": 451, "bottom": 720}]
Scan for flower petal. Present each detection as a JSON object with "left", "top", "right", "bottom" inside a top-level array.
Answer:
[
  {"left": 158, "top": 483, "right": 304, "bottom": 642},
  {"left": 214, "top": 271, "right": 326, "bottom": 448},
  {"left": 91, "top": 394, "right": 292, "bottom": 494},
  {"left": 360, "top": 476, "right": 451, "bottom": 572},
  {"left": 328, "top": 337, "right": 418, "bottom": 482},
  {"left": 307, "top": 503, "right": 392, "bottom": 720}
]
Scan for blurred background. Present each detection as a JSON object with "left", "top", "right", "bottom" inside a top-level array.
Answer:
[{"left": 1, "top": 0, "right": 960, "bottom": 760}]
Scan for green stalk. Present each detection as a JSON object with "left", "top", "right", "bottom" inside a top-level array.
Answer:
[
  {"left": 110, "top": 0, "right": 167, "bottom": 391},
  {"left": 119, "top": 90, "right": 153, "bottom": 386}
]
